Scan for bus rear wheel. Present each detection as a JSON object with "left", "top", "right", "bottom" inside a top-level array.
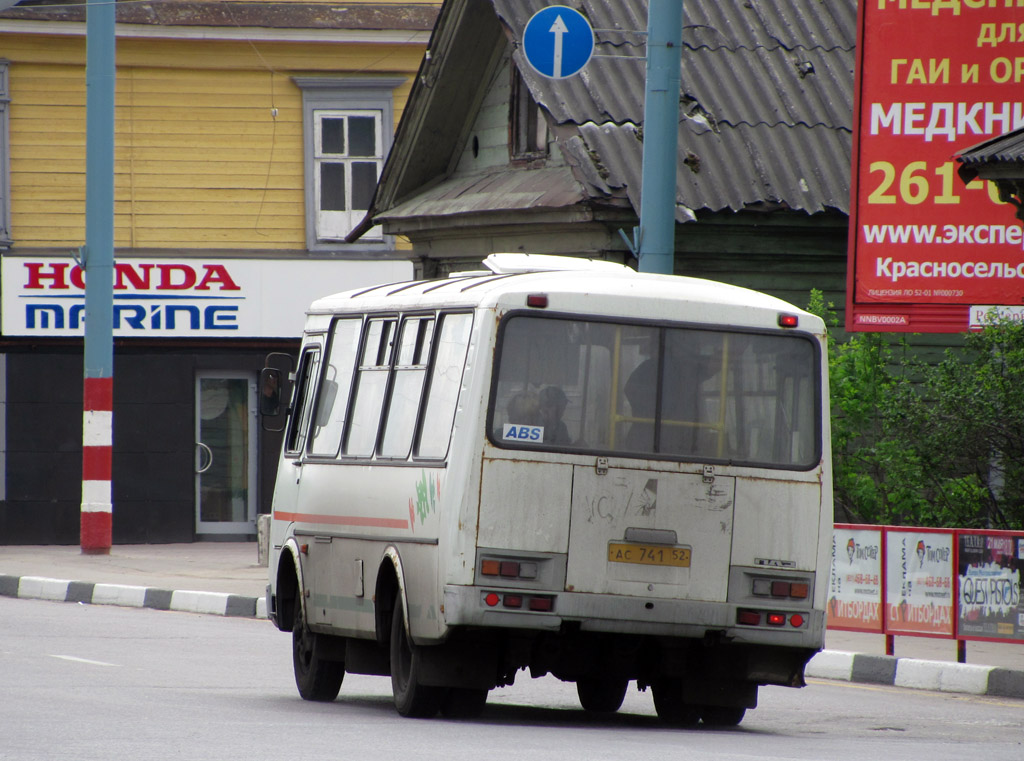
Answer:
[
  {"left": 439, "top": 687, "right": 488, "bottom": 718},
  {"left": 390, "top": 603, "right": 442, "bottom": 718},
  {"left": 701, "top": 705, "right": 746, "bottom": 727},
  {"left": 576, "top": 677, "right": 628, "bottom": 713},
  {"left": 292, "top": 603, "right": 344, "bottom": 702},
  {"left": 652, "top": 679, "right": 700, "bottom": 727}
]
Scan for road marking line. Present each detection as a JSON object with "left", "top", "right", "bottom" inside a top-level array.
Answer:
[{"left": 48, "top": 654, "right": 119, "bottom": 667}]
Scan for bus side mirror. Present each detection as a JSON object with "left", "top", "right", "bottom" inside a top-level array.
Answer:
[{"left": 260, "top": 367, "right": 284, "bottom": 417}]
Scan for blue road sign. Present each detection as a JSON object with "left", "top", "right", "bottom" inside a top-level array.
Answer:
[{"left": 522, "top": 6, "right": 594, "bottom": 79}]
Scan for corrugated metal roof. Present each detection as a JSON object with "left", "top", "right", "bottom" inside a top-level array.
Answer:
[
  {"left": 491, "top": 0, "right": 854, "bottom": 216},
  {"left": 957, "top": 127, "right": 1024, "bottom": 167},
  {"left": 381, "top": 166, "right": 590, "bottom": 220},
  {"left": 581, "top": 120, "right": 850, "bottom": 220}
]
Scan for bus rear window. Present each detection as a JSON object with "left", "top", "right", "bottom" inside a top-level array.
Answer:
[{"left": 489, "top": 315, "right": 820, "bottom": 470}]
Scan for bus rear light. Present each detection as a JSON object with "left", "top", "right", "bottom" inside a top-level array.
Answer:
[
  {"left": 737, "top": 609, "right": 761, "bottom": 626},
  {"left": 480, "top": 557, "right": 539, "bottom": 581},
  {"left": 526, "top": 294, "right": 549, "bottom": 308},
  {"left": 752, "top": 577, "right": 811, "bottom": 600},
  {"left": 790, "top": 614, "right": 805, "bottom": 628},
  {"left": 767, "top": 612, "right": 787, "bottom": 626},
  {"left": 518, "top": 562, "right": 538, "bottom": 579},
  {"left": 528, "top": 596, "right": 554, "bottom": 612},
  {"left": 482, "top": 591, "right": 554, "bottom": 612},
  {"left": 778, "top": 313, "right": 799, "bottom": 328}
]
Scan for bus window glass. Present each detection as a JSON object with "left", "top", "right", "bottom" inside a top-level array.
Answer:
[
  {"left": 345, "top": 317, "right": 396, "bottom": 456},
  {"left": 493, "top": 318, "right": 618, "bottom": 450},
  {"left": 308, "top": 318, "right": 361, "bottom": 457},
  {"left": 380, "top": 316, "right": 435, "bottom": 458},
  {"left": 416, "top": 313, "right": 472, "bottom": 459},
  {"left": 491, "top": 315, "right": 819, "bottom": 469},
  {"left": 285, "top": 348, "right": 321, "bottom": 455}
]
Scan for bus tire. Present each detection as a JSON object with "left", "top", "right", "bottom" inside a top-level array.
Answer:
[
  {"left": 292, "top": 603, "right": 344, "bottom": 702},
  {"left": 576, "top": 677, "right": 628, "bottom": 713},
  {"left": 390, "top": 603, "right": 441, "bottom": 718},
  {"left": 652, "top": 679, "right": 700, "bottom": 727},
  {"left": 439, "top": 687, "right": 488, "bottom": 718},
  {"left": 701, "top": 705, "right": 746, "bottom": 727}
]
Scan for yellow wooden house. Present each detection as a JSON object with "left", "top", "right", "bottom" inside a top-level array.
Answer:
[{"left": 0, "top": 1, "right": 438, "bottom": 544}]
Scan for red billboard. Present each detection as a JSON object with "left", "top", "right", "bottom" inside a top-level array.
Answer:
[{"left": 848, "top": 0, "right": 1024, "bottom": 332}]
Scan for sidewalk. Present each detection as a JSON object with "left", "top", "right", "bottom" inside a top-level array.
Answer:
[{"left": 1, "top": 542, "right": 1022, "bottom": 699}]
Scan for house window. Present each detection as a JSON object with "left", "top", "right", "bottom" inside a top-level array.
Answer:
[
  {"left": 295, "top": 77, "right": 405, "bottom": 250},
  {"left": 511, "top": 66, "right": 548, "bottom": 160},
  {"left": 0, "top": 60, "right": 10, "bottom": 247},
  {"left": 315, "top": 110, "right": 383, "bottom": 241}
]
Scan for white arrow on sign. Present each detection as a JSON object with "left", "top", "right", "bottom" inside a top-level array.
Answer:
[{"left": 549, "top": 14, "right": 569, "bottom": 78}]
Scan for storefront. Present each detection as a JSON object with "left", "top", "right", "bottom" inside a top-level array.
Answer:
[{"left": 0, "top": 255, "right": 410, "bottom": 544}]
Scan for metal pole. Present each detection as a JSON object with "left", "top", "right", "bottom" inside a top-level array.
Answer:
[
  {"left": 636, "top": 0, "right": 683, "bottom": 275},
  {"left": 81, "top": 0, "right": 116, "bottom": 554}
]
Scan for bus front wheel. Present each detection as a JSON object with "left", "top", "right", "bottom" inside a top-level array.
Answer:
[{"left": 390, "top": 603, "right": 442, "bottom": 718}]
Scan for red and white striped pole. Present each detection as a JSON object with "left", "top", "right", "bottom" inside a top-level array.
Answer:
[
  {"left": 81, "top": 0, "right": 115, "bottom": 554},
  {"left": 81, "top": 377, "right": 113, "bottom": 554}
]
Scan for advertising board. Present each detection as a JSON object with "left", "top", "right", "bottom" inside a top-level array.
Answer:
[
  {"left": 958, "top": 531, "right": 1024, "bottom": 642},
  {"left": 828, "top": 526, "right": 884, "bottom": 632},
  {"left": 884, "top": 529, "right": 955, "bottom": 636},
  {"left": 848, "top": 1, "right": 1024, "bottom": 332}
]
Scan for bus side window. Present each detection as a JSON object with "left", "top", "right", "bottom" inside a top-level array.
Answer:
[
  {"left": 380, "top": 316, "right": 435, "bottom": 458},
  {"left": 285, "top": 348, "right": 322, "bottom": 456},
  {"left": 308, "top": 319, "right": 362, "bottom": 457},
  {"left": 416, "top": 313, "right": 472, "bottom": 459},
  {"left": 345, "top": 317, "right": 396, "bottom": 456}
]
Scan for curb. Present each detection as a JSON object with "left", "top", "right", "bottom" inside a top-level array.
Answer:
[
  {"left": 3, "top": 572, "right": 1022, "bottom": 700},
  {"left": 0, "top": 574, "right": 267, "bottom": 620},
  {"left": 805, "top": 649, "right": 1024, "bottom": 700}
]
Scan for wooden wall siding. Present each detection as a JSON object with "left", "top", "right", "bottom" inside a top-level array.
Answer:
[
  {"left": 3, "top": 35, "right": 419, "bottom": 249},
  {"left": 453, "top": 49, "right": 512, "bottom": 176}
]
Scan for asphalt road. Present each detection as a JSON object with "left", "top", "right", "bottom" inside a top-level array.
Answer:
[{"left": 2, "top": 597, "right": 1022, "bottom": 761}]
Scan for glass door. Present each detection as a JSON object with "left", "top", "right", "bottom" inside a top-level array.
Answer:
[{"left": 195, "top": 372, "right": 257, "bottom": 536}]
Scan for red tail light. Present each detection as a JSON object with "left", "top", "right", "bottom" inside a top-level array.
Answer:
[{"left": 737, "top": 609, "right": 761, "bottom": 626}]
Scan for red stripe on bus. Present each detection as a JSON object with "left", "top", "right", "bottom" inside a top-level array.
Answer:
[{"left": 273, "top": 511, "right": 410, "bottom": 530}]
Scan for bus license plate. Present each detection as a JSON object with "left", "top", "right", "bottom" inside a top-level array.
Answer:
[{"left": 607, "top": 543, "right": 691, "bottom": 568}]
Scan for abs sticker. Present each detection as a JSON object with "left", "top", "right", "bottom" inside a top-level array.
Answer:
[{"left": 502, "top": 423, "right": 544, "bottom": 442}]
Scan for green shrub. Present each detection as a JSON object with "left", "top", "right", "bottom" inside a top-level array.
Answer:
[{"left": 806, "top": 292, "right": 1023, "bottom": 530}]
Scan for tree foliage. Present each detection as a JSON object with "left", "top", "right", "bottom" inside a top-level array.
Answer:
[{"left": 808, "top": 291, "right": 1024, "bottom": 530}]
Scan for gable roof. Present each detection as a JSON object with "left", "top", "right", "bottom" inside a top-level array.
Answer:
[{"left": 367, "top": 0, "right": 854, "bottom": 236}]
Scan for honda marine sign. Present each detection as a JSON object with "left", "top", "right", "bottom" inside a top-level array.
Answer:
[{"left": 0, "top": 256, "right": 412, "bottom": 338}]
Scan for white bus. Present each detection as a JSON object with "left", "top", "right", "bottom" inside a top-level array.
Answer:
[{"left": 263, "top": 254, "right": 832, "bottom": 726}]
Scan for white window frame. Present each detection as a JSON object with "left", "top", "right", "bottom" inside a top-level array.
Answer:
[
  {"left": 313, "top": 109, "right": 384, "bottom": 242},
  {"left": 295, "top": 77, "right": 405, "bottom": 252}
]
